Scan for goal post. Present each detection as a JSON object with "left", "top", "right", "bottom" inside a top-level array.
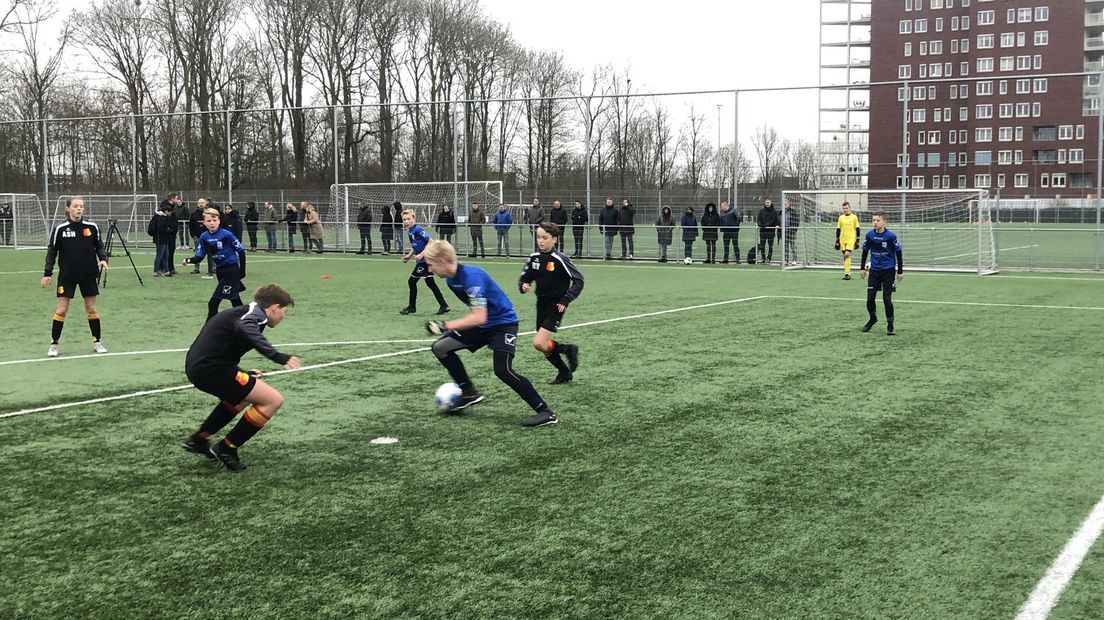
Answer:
[
  {"left": 52, "top": 194, "right": 160, "bottom": 248},
  {"left": 1, "top": 193, "right": 47, "bottom": 249},
  {"left": 329, "top": 181, "right": 503, "bottom": 252},
  {"left": 780, "top": 189, "right": 997, "bottom": 275}
]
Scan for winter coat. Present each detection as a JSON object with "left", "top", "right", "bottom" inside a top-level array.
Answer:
[
  {"left": 357, "top": 206, "right": 373, "bottom": 232},
  {"left": 617, "top": 203, "right": 636, "bottom": 234},
  {"left": 719, "top": 208, "right": 740, "bottom": 235},
  {"left": 245, "top": 205, "right": 260, "bottom": 231},
  {"left": 757, "top": 205, "right": 781, "bottom": 229},
  {"left": 393, "top": 206, "right": 404, "bottom": 234},
  {"left": 549, "top": 206, "right": 568, "bottom": 227},
  {"left": 435, "top": 210, "right": 456, "bottom": 235},
  {"left": 175, "top": 204, "right": 190, "bottom": 226},
  {"left": 681, "top": 213, "right": 698, "bottom": 241},
  {"left": 598, "top": 205, "right": 619, "bottom": 235},
  {"left": 781, "top": 208, "right": 799, "bottom": 231},
  {"left": 304, "top": 209, "right": 323, "bottom": 240},
  {"left": 379, "top": 207, "right": 394, "bottom": 239},
  {"left": 655, "top": 209, "right": 675, "bottom": 246},
  {"left": 571, "top": 206, "right": 588, "bottom": 233},
  {"left": 282, "top": 208, "right": 299, "bottom": 233},
  {"left": 224, "top": 210, "right": 243, "bottom": 239},
  {"left": 701, "top": 207, "right": 721, "bottom": 241},
  {"left": 148, "top": 210, "right": 178, "bottom": 245},
  {"left": 261, "top": 205, "right": 277, "bottom": 231},
  {"left": 468, "top": 205, "right": 485, "bottom": 232},
  {"left": 188, "top": 207, "right": 205, "bottom": 237},
  {"left": 492, "top": 209, "right": 512, "bottom": 232},
  {"left": 526, "top": 205, "right": 545, "bottom": 225}
]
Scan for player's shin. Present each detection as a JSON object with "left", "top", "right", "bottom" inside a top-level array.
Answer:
[
  {"left": 493, "top": 350, "right": 547, "bottom": 411},
  {"left": 51, "top": 312, "right": 66, "bottom": 343},
  {"left": 198, "top": 400, "right": 243, "bottom": 438},
  {"left": 86, "top": 311, "right": 101, "bottom": 341},
  {"left": 222, "top": 405, "right": 270, "bottom": 448}
]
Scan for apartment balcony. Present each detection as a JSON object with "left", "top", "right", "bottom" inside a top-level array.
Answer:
[
  {"left": 1087, "top": 36, "right": 1104, "bottom": 51},
  {"left": 822, "top": 38, "right": 872, "bottom": 47},
  {"left": 1087, "top": 60, "right": 1104, "bottom": 73},
  {"left": 822, "top": 14, "right": 871, "bottom": 26},
  {"left": 1088, "top": 10, "right": 1104, "bottom": 28},
  {"left": 821, "top": 60, "right": 870, "bottom": 69}
]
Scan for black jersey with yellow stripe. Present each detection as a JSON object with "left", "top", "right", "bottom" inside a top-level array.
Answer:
[{"left": 43, "top": 219, "right": 108, "bottom": 281}]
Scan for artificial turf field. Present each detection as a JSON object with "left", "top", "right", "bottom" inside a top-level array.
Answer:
[{"left": 2, "top": 246, "right": 1104, "bottom": 619}]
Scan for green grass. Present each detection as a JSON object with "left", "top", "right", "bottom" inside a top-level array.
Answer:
[{"left": 2, "top": 248, "right": 1104, "bottom": 618}]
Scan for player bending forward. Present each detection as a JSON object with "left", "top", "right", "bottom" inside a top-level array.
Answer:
[
  {"left": 519, "top": 223, "right": 584, "bottom": 384},
  {"left": 423, "top": 240, "right": 559, "bottom": 427},
  {"left": 859, "top": 211, "right": 904, "bottom": 336},
  {"left": 180, "top": 284, "right": 302, "bottom": 471}
]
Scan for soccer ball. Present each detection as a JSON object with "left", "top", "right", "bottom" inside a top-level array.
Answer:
[
  {"left": 434, "top": 382, "right": 463, "bottom": 411},
  {"left": 683, "top": 257, "right": 693, "bottom": 265}
]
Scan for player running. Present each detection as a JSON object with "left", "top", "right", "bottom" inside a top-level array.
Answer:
[{"left": 518, "top": 223, "right": 584, "bottom": 384}]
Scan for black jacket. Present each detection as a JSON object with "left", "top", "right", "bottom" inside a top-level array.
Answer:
[
  {"left": 616, "top": 204, "right": 636, "bottom": 233},
  {"left": 188, "top": 208, "right": 205, "bottom": 237},
  {"left": 224, "top": 210, "right": 243, "bottom": 239},
  {"left": 282, "top": 209, "right": 299, "bottom": 232},
  {"left": 655, "top": 208, "right": 674, "bottom": 245},
  {"left": 549, "top": 206, "right": 568, "bottom": 227},
  {"left": 757, "top": 205, "right": 781, "bottom": 229},
  {"left": 357, "top": 206, "right": 373, "bottom": 231},
  {"left": 719, "top": 208, "right": 740, "bottom": 234},
  {"left": 570, "top": 206, "right": 588, "bottom": 231},
  {"left": 701, "top": 207, "right": 721, "bottom": 241},
  {"left": 598, "top": 205, "right": 619, "bottom": 234},
  {"left": 436, "top": 210, "right": 456, "bottom": 235},
  {"left": 245, "top": 206, "right": 260, "bottom": 231},
  {"left": 44, "top": 218, "right": 108, "bottom": 280},
  {"left": 681, "top": 213, "right": 698, "bottom": 241},
  {"left": 379, "top": 208, "right": 394, "bottom": 239},
  {"left": 148, "top": 211, "right": 179, "bottom": 245}
]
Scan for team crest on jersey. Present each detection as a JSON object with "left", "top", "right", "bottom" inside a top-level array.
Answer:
[
  {"left": 82, "top": 228, "right": 92, "bottom": 237},
  {"left": 545, "top": 261, "right": 555, "bottom": 272},
  {"left": 234, "top": 371, "right": 250, "bottom": 386}
]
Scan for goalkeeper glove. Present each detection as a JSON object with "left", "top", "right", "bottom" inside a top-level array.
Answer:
[
  {"left": 426, "top": 320, "right": 447, "bottom": 336},
  {"left": 834, "top": 241, "right": 840, "bottom": 250}
]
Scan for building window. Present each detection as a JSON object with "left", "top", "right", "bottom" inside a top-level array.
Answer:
[
  {"left": 932, "top": 0, "right": 943, "bottom": 9},
  {"left": 961, "top": 38, "right": 969, "bottom": 53},
  {"left": 1000, "top": 57, "right": 1014, "bottom": 71},
  {"left": 1006, "top": 9, "right": 1015, "bottom": 24},
  {"left": 920, "top": 41, "right": 928, "bottom": 56},
  {"left": 900, "top": 20, "right": 912, "bottom": 34},
  {"left": 979, "top": 34, "right": 995, "bottom": 49},
  {"left": 931, "top": 40, "right": 943, "bottom": 55},
  {"left": 958, "top": 174, "right": 967, "bottom": 188},
  {"left": 899, "top": 65, "right": 912, "bottom": 79},
  {"left": 960, "top": 61, "right": 969, "bottom": 76},
  {"left": 897, "top": 153, "right": 907, "bottom": 167},
  {"left": 959, "top": 130, "right": 968, "bottom": 144},
  {"left": 998, "top": 33, "right": 1013, "bottom": 48},
  {"left": 1058, "top": 149, "right": 1067, "bottom": 164},
  {"left": 1034, "top": 126, "right": 1057, "bottom": 141},
  {"left": 1014, "top": 150, "right": 1023, "bottom": 164},
  {"left": 1033, "top": 78, "right": 1047, "bottom": 93},
  {"left": 976, "top": 104, "right": 993, "bottom": 119},
  {"left": 913, "top": 109, "right": 927, "bottom": 123},
  {"left": 936, "top": 17, "right": 944, "bottom": 32},
  {"left": 1070, "top": 149, "right": 1085, "bottom": 163},
  {"left": 1014, "top": 173, "right": 1028, "bottom": 188},
  {"left": 1015, "top": 103, "right": 1030, "bottom": 117},
  {"left": 998, "top": 127, "right": 1013, "bottom": 141},
  {"left": 930, "top": 63, "right": 942, "bottom": 77},
  {"left": 974, "top": 174, "right": 991, "bottom": 188},
  {"left": 932, "top": 175, "right": 942, "bottom": 189},
  {"left": 950, "top": 132, "right": 958, "bottom": 145},
  {"left": 1034, "top": 31, "right": 1048, "bottom": 46},
  {"left": 975, "top": 151, "right": 992, "bottom": 165},
  {"left": 1040, "top": 174, "right": 1049, "bottom": 188},
  {"left": 1033, "top": 55, "right": 1042, "bottom": 69},
  {"left": 998, "top": 150, "right": 1012, "bottom": 164},
  {"left": 1032, "top": 102, "right": 1041, "bottom": 117},
  {"left": 944, "top": 62, "right": 952, "bottom": 76},
  {"left": 920, "top": 64, "right": 928, "bottom": 78},
  {"left": 951, "top": 38, "right": 959, "bottom": 52},
  {"left": 959, "top": 107, "right": 969, "bottom": 121},
  {"left": 1016, "top": 55, "right": 1030, "bottom": 70},
  {"left": 897, "top": 176, "right": 908, "bottom": 189},
  {"left": 914, "top": 86, "right": 926, "bottom": 100},
  {"left": 913, "top": 176, "right": 925, "bottom": 189},
  {"left": 1017, "top": 7, "right": 1031, "bottom": 23},
  {"left": 916, "top": 18, "right": 928, "bottom": 33},
  {"left": 1015, "top": 79, "right": 1030, "bottom": 94},
  {"left": 975, "top": 128, "right": 992, "bottom": 142},
  {"left": 898, "top": 87, "right": 908, "bottom": 102},
  {"left": 996, "top": 173, "right": 1005, "bottom": 188},
  {"left": 905, "top": 0, "right": 913, "bottom": 10},
  {"left": 1034, "top": 7, "right": 1048, "bottom": 22},
  {"left": 959, "top": 149, "right": 967, "bottom": 164},
  {"left": 1052, "top": 173, "right": 1066, "bottom": 188},
  {"left": 943, "top": 106, "right": 951, "bottom": 120},
  {"left": 930, "top": 130, "right": 942, "bottom": 144},
  {"left": 977, "top": 57, "right": 993, "bottom": 72},
  {"left": 976, "top": 81, "right": 992, "bottom": 96},
  {"left": 943, "top": 174, "right": 951, "bottom": 188},
  {"left": 952, "top": 16, "right": 960, "bottom": 31},
  {"left": 998, "top": 103, "right": 1013, "bottom": 118},
  {"left": 978, "top": 10, "right": 994, "bottom": 25},
  {"left": 928, "top": 153, "right": 941, "bottom": 167},
  {"left": 905, "top": 42, "right": 912, "bottom": 56},
  {"left": 919, "top": 133, "right": 927, "bottom": 146},
  {"left": 1076, "top": 125, "right": 1085, "bottom": 139},
  {"left": 1034, "top": 149, "right": 1057, "bottom": 164},
  {"left": 1017, "top": 32, "right": 1026, "bottom": 47},
  {"left": 934, "top": 108, "right": 943, "bottom": 122},
  {"left": 1015, "top": 127, "right": 1024, "bottom": 141}
]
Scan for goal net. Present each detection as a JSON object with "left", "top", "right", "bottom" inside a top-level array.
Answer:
[
  {"left": 330, "top": 181, "right": 503, "bottom": 252},
  {"left": 52, "top": 194, "right": 160, "bottom": 248},
  {"left": 2, "top": 193, "right": 47, "bottom": 249},
  {"left": 780, "top": 189, "right": 997, "bottom": 274}
]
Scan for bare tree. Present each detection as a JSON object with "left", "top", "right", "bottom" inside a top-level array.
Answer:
[
  {"left": 679, "top": 105, "right": 710, "bottom": 190},
  {"left": 365, "top": 0, "right": 401, "bottom": 180},
  {"left": 786, "top": 139, "right": 819, "bottom": 190},
  {"left": 752, "top": 124, "right": 784, "bottom": 192}
]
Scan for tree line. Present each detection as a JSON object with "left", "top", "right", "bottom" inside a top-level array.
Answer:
[{"left": 0, "top": 0, "right": 823, "bottom": 196}]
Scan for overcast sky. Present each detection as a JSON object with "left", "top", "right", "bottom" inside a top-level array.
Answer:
[{"left": 479, "top": 0, "right": 823, "bottom": 147}]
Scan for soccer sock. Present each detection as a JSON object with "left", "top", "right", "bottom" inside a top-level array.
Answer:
[
  {"left": 844, "top": 255, "right": 852, "bottom": 275},
  {"left": 884, "top": 291, "right": 895, "bottom": 326},
  {"left": 230, "top": 296, "right": 243, "bottom": 307},
  {"left": 543, "top": 341, "right": 570, "bottom": 374},
  {"left": 493, "top": 351, "right": 547, "bottom": 411},
  {"left": 222, "top": 405, "right": 270, "bottom": 448},
  {"left": 439, "top": 351, "right": 473, "bottom": 393},
  {"left": 198, "top": 401, "right": 242, "bottom": 439},
  {"left": 207, "top": 298, "right": 221, "bottom": 321},
  {"left": 407, "top": 276, "right": 418, "bottom": 308},
  {"left": 86, "top": 312, "right": 101, "bottom": 341},
  {"left": 425, "top": 277, "right": 448, "bottom": 307},
  {"left": 866, "top": 291, "right": 878, "bottom": 322},
  {"left": 51, "top": 312, "right": 65, "bottom": 343}
]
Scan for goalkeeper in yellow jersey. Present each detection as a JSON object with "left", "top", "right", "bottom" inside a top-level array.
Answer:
[{"left": 835, "top": 201, "right": 860, "bottom": 280}]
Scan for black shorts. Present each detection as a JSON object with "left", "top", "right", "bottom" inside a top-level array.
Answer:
[
  {"left": 411, "top": 262, "right": 432, "bottom": 279},
  {"left": 867, "top": 269, "right": 898, "bottom": 294},
  {"left": 186, "top": 365, "right": 257, "bottom": 404},
  {"left": 56, "top": 278, "right": 99, "bottom": 299},
  {"left": 444, "top": 322, "right": 519, "bottom": 355},
  {"left": 536, "top": 298, "right": 565, "bottom": 332},
  {"left": 214, "top": 264, "right": 246, "bottom": 300}
]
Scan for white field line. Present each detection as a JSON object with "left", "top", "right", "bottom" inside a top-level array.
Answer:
[
  {"left": 1014, "top": 495, "right": 1104, "bottom": 620},
  {"left": 0, "top": 296, "right": 768, "bottom": 419},
  {"left": 0, "top": 339, "right": 436, "bottom": 367},
  {"left": 933, "top": 244, "right": 1036, "bottom": 261},
  {"left": 772, "top": 295, "right": 1104, "bottom": 312}
]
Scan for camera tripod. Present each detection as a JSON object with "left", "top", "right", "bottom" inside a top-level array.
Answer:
[{"left": 100, "top": 219, "right": 144, "bottom": 288}]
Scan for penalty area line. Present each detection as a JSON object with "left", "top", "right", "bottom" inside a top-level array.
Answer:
[
  {"left": 771, "top": 295, "right": 1104, "bottom": 312},
  {"left": 1015, "top": 494, "right": 1104, "bottom": 620},
  {"left": 0, "top": 296, "right": 768, "bottom": 420}
]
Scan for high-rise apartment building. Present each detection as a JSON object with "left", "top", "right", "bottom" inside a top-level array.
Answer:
[{"left": 868, "top": 0, "right": 1101, "bottom": 197}]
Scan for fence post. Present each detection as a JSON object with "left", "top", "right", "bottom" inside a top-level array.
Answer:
[
  {"left": 42, "top": 119, "right": 48, "bottom": 224},
  {"left": 1028, "top": 228, "right": 1035, "bottom": 271}
]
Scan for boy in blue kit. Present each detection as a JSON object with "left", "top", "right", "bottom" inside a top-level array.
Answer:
[
  {"left": 859, "top": 211, "right": 904, "bottom": 336},
  {"left": 399, "top": 208, "right": 450, "bottom": 316},
  {"left": 182, "top": 208, "right": 247, "bottom": 321},
  {"left": 423, "top": 240, "right": 559, "bottom": 427}
]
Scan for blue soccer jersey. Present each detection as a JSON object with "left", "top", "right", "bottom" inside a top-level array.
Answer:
[
  {"left": 863, "top": 228, "right": 903, "bottom": 271},
  {"left": 446, "top": 264, "right": 519, "bottom": 327},
  {"left": 407, "top": 225, "right": 431, "bottom": 263},
  {"left": 194, "top": 228, "right": 243, "bottom": 268}
]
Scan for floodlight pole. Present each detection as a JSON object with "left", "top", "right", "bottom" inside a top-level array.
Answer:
[
  {"left": 717, "top": 103, "right": 722, "bottom": 206},
  {"left": 901, "top": 82, "right": 910, "bottom": 223},
  {"left": 42, "top": 119, "right": 48, "bottom": 223},
  {"left": 452, "top": 104, "right": 459, "bottom": 217},
  {"left": 130, "top": 114, "right": 138, "bottom": 207},
  {"left": 1096, "top": 68, "right": 1103, "bottom": 270},
  {"left": 225, "top": 107, "right": 233, "bottom": 204},
  {"left": 733, "top": 90, "right": 740, "bottom": 212}
]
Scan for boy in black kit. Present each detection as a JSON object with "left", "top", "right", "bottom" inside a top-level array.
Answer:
[
  {"left": 519, "top": 223, "right": 584, "bottom": 384},
  {"left": 40, "top": 196, "right": 110, "bottom": 358},
  {"left": 180, "top": 284, "right": 302, "bottom": 471}
]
